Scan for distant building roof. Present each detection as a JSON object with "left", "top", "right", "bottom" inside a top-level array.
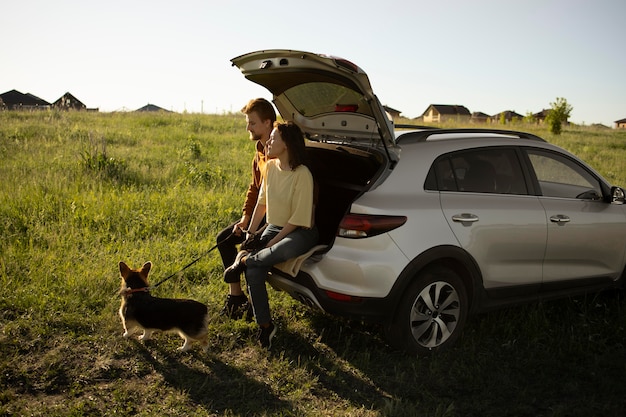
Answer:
[
  {"left": 422, "top": 104, "right": 471, "bottom": 117},
  {"left": 533, "top": 109, "right": 551, "bottom": 119},
  {"left": 492, "top": 110, "right": 524, "bottom": 120},
  {"left": 53, "top": 92, "right": 86, "bottom": 110},
  {"left": 135, "top": 103, "right": 172, "bottom": 112},
  {"left": 0, "top": 89, "right": 50, "bottom": 109},
  {"left": 615, "top": 118, "right": 626, "bottom": 124}
]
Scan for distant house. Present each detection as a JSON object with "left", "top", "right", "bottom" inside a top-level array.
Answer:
[
  {"left": 533, "top": 109, "right": 551, "bottom": 124},
  {"left": 491, "top": 110, "right": 524, "bottom": 124},
  {"left": 53, "top": 92, "right": 86, "bottom": 110},
  {"left": 421, "top": 104, "right": 471, "bottom": 123},
  {"left": 615, "top": 118, "right": 626, "bottom": 129},
  {"left": 470, "top": 112, "right": 491, "bottom": 123},
  {"left": 0, "top": 89, "right": 50, "bottom": 110},
  {"left": 135, "top": 103, "right": 172, "bottom": 112},
  {"left": 383, "top": 105, "right": 402, "bottom": 120},
  {"left": 534, "top": 108, "right": 572, "bottom": 126}
]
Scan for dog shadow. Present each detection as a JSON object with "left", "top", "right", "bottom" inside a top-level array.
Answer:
[{"left": 131, "top": 339, "right": 290, "bottom": 415}]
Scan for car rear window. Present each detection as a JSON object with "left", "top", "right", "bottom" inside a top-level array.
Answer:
[
  {"left": 283, "top": 82, "right": 374, "bottom": 118},
  {"left": 426, "top": 147, "right": 528, "bottom": 195}
]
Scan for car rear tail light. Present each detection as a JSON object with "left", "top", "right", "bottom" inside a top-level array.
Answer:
[
  {"left": 325, "top": 290, "right": 363, "bottom": 303},
  {"left": 338, "top": 214, "right": 407, "bottom": 238}
]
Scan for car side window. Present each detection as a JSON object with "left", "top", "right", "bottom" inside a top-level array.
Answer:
[
  {"left": 427, "top": 148, "right": 528, "bottom": 195},
  {"left": 526, "top": 149, "right": 603, "bottom": 200}
]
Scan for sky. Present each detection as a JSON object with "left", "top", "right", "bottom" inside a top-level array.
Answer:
[{"left": 2, "top": 0, "right": 625, "bottom": 126}]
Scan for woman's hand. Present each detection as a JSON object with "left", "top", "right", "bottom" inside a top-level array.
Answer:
[{"left": 266, "top": 223, "right": 299, "bottom": 248}]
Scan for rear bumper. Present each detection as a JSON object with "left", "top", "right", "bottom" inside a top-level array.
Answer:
[{"left": 268, "top": 268, "right": 395, "bottom": 323}]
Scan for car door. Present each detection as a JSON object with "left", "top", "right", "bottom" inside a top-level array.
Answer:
[
  {"left": 436, "top": 147, "right": 547, "bottom": 295},
  {"left": 524, "top": 148, "right": 626, "bottom": 285}
]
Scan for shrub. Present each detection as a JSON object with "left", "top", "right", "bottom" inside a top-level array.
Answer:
[{"left": 546, "top": 97, "right": 573, "bottom": 135}]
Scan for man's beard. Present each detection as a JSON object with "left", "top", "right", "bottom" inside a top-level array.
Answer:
[{"left": 249, "top": 131, "right": 262, "bottom": 141}]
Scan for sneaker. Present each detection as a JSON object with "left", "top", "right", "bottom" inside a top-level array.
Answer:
[
  {"left": 219, "top": 294, "right": 249, "bottom": 319},
  {"left": 258, "top": 323, "right": 277, "bottom": 350}
]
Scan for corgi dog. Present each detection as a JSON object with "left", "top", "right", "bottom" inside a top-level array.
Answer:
[{"left": 118, "top": 261, "right": 209, "bottom": 352}]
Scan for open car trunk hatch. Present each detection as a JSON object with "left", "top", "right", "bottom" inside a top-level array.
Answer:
[{"left": 231, "top": 49, "right": 397, "bottom": 157}]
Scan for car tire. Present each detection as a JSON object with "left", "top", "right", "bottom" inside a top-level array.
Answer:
[{"left": 385, "top": 266, "right": 469, "bottom": 355}]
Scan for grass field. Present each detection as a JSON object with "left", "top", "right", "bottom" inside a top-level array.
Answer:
[{"left": 1, "top": 110, "right": 625, "bottom": 416}]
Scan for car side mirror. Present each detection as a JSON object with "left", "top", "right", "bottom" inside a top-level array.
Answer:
[{"left": 610, "top": 186, "right": 625, "bottom": 204}]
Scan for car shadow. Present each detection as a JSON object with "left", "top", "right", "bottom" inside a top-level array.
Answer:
[{"left": 293, "top": 291, "right": 626, "bottom": 415}]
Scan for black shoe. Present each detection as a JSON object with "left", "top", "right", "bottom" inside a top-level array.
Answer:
[
  {"left": 220, "top": 294, "right": 249, "bottom": 319},
  {"left": 258, "top": 323, "right": 276, "bottom": 350},
  {"left": 223, "top": 250, "right": 248, "bottom": 283}
]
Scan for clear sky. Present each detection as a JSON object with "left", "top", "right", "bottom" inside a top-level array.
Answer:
[{"left": 2, "top": 0, "right": 624, "bottom": 126}]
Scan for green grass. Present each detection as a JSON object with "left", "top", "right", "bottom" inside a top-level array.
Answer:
[{"left": 1, "top": 111, "right": 625, "bottom": 416}]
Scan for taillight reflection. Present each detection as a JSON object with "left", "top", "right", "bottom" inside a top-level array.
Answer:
[
  {"left": 338, "top": 214, "right": 407, "bottom": 238},
  {"left": 334, "top": 104, "right": 359, "bottom": 112}
]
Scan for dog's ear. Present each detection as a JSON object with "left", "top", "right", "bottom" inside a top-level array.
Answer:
[
  {"left": 119, "top": 261, "right": 131, "bottom": 278},
  {"left": 141, "top": 261, "right": 152, "bottom": 276}
]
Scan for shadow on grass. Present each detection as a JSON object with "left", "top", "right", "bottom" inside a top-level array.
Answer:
[
  {"left": 133, "top": 341, "right": 291, "bottom": 415},
  {"left": 279, "top": 291, "right": 626, "bottom": 417},
  {"left": 270, "top": 316, "right": 397, "bottom": 410},
  {"left": 2, "top": 289, "right": 623, "bottom": 416}
]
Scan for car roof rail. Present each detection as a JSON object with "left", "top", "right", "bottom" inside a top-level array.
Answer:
[
  {"left": 396, "top": 128, "right": 546, "bottom": 143},
  {"left": 394, "top": 124, "right": 440, "bottom": 130}
]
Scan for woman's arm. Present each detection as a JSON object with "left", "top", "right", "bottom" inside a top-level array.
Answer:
[
  {"left": 265, "top": 223, "right": 298, "bottom": 248},
  {"left": 247, "top": 202, "right": 266, "bottom": 236}
]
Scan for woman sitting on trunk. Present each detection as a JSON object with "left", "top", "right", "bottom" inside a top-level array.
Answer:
[{"left": 223, "top": 121, "right": 318, "bottom": 349}]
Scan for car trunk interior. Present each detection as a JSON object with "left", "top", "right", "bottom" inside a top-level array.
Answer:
[{"left": 305, "top": 142, "right": 385, "bottom": 248}]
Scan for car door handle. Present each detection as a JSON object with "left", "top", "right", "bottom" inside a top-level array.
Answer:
[
  {"left": 452, "top": 213, "right": 479, "bottom": 223},
  {"left": 550, "top": 214, "right": 571, "bottom": 224}
]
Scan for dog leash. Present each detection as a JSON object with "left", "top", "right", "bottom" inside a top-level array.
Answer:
[
  {"left": 150, "top": 231, "right": 234, "bottom": 290},
  {"left": 149, "top": 243, "right": 218, "bottom": 290}
]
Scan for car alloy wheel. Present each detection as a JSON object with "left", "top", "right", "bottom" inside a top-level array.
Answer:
[
  {"left": 386, "top": 266, "right": 469, "bottom": 354},
  {"left": 410, "top": 280, "right": 461, "bottom": 349}
]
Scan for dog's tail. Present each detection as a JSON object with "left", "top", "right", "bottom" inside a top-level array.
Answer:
[{"left": 198, "top": 309, "right": 211, "bottom": 351}]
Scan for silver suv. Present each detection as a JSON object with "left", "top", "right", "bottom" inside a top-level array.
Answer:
[{"left": 231, "top": 50, "right": 626, "bottom": 354}]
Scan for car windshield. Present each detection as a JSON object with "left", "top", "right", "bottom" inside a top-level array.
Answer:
[{"left": 283, "top": 82, "right": 374, "bottom": 118}]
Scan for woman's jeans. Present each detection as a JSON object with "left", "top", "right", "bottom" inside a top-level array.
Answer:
[{"left": 245, "top": 224, "right": 319, "bottom": 325}]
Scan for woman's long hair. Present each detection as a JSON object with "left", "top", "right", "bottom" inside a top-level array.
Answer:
[{"left": 274, "top": 121, "right": 307, "bottom": 170}]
